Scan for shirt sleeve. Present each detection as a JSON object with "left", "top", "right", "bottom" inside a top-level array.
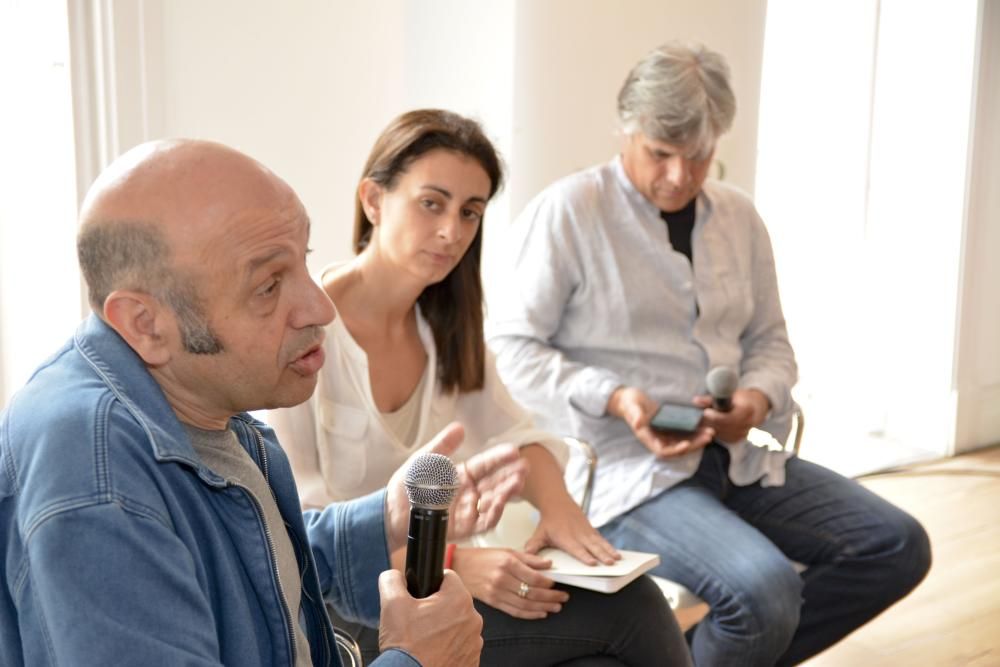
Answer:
[
  {"left": 25, "top": 502, "right": 225, "bottom": 666},
  {"left": 304, "top": 489, "right": 391, "bottom": 627},
  {"left": 487, "top": 192, "right": 624, "bottom": 420},
  {"left": 371, "top": 649, "right": 422, "bottom": 666},
  {"left": 456, "top": 348, "right": 569, "bottom": 468},
  {"left": 738, "top": 207, "right": 798, "bottom": 422}
]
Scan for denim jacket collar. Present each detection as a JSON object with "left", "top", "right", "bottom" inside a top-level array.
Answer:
[{"left": 73, "top": 313, "right": 247, "bottom": 488}]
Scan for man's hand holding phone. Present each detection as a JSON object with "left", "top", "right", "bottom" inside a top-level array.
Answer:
[
  {"left": 606, "top": 386, "right": 714, "bottom": 459},
  {"left": 649, "top": 402, "right": 704, "bottom": 434}
]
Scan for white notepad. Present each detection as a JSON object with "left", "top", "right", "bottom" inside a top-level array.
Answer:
[{"left": 537, "top": 548, "right": 661, "bottom": 594}]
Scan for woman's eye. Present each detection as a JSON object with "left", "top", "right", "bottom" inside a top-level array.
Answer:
[
  {"left": 421, "top": 198, "right": 440, "bottom": 211},
  {"left": 462, "top": 208, "right": 482, "bottom": 222}
]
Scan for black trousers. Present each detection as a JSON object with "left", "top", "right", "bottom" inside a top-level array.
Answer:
[{"left": 329, "top": 574, "right": 691, "bottom": 667}]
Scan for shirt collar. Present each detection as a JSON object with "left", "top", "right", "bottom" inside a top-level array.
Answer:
[{"left": 74, "top": 313, "right": 252, "bottom": 482}]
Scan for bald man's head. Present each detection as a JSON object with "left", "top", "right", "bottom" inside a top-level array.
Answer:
[
  {"left": 73, "top": 139, "right": 333, "bottom": 424},
  {"left": 76, "top": 139, "right": 291, "bottom": 353}
]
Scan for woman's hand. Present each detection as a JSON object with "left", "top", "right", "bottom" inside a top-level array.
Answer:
[
  {"left": 451, "top": 547, "right": 569, "bottom": 620},
  {"left": 515, "top": 443, "right": 620, "bottom": 565},
  {"left": 523, "top": 500, "right": 620, "bottom": 566}
]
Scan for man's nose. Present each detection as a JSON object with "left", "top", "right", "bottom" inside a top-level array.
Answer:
[
  {"left": 295, "top": 277, "right": 335, "bottom": 329},
  {"left": 664, "top": 157, "right": 692, "bottom": 188}
]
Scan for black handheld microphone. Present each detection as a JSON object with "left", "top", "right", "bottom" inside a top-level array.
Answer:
[
  {"left": 403, "top": 452, "right": 459, "bottom": 598},
  {"left": 706, "top": 366, "right": 738, "bottom": 412}
]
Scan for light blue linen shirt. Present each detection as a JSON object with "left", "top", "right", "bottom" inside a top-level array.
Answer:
[{"left": 487, "top": 156, "right": 798, "bottom": 528}]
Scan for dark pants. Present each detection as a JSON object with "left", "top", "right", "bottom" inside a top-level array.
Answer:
[
  {"left": 599, "top": 443, "right": 932, "bottom": 666},
  {"left": 330, "top": 574, "right": 692, "bottom": 666}
]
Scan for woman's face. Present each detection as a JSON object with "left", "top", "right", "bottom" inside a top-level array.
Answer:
[{"left": 365, "top": 148, "right": 491, "bottom": 286}]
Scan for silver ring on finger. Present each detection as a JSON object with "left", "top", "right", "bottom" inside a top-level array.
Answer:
[{"left": 517, "top": 581, "right": 529, "bottom": 598}]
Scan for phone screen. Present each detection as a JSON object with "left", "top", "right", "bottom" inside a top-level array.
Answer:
[{"left": 649, "top": 403, "right": 703, "bottom": 434}]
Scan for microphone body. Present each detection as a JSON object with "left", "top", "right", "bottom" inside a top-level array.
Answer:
[
  {"left": 713, "top": 395, "right": 733, "bottom": 412},
  {"left": 405, "top": 507, "right": 449, "bottom": 598},
  {"left": 706, "top": 366, "right": 738, "bottom": 413},
  {"left": 403, "top": 453, "right": 459, "bottom": 598}
]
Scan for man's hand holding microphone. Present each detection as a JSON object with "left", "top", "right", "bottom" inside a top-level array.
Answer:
[
  {"left": 377, "top": 422, "right": 529, "bottom": 666},
  {"left": 694, "top": 366, "right": 771, "bottom": 444}
]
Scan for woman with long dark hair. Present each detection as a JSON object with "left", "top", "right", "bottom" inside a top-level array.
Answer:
[{"left": 270, "top": 109, "right": 690, "bottom": 666}]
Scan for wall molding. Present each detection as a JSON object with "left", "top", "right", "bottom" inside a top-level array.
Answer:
[{"left": 66, "top": 0, "right": 163, "bottom": 316}]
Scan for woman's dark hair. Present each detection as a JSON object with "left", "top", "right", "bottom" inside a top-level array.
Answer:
[{"left": 353, "top": 109, "right": 504, "bottom": 393}]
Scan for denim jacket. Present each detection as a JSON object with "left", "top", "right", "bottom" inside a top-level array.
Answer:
[{"left": 0, "top": 315, "right": 418, "bottom": 666}]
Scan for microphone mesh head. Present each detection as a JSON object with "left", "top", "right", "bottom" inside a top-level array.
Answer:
[
  {"left": 404, "top": 453, "right": 459, "bottom": 510},
  {"left": 706, "top": 366, "right": 739, "bottom": 398}
]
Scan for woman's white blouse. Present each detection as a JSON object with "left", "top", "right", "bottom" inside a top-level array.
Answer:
[{"left": 268, "top": 300, "right": 567, "bottom": 509}]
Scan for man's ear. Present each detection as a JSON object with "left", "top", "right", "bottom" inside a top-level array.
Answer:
[
  {"left": 102, "top": 290, "right": 173, "bottom": 366},
  {"left": 358, "top": 178, "right": 383, "bottom": 224}
]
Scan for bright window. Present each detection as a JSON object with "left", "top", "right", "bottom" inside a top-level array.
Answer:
[
  {"left": 755, "top": 0, "right": 980, "bottom": 474},
  {"left": 0, "top": 0, "right": 81, "bottom": 405}
]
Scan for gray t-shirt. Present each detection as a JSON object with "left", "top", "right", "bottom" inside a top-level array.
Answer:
[{"left": 184, "top": 424, "right": 312, "bottom": 667}]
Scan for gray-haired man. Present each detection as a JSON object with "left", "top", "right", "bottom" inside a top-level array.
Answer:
[{"left": 488, "top": 42, "right": 930, "bottom": 666}]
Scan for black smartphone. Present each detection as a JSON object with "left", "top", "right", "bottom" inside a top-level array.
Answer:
[{"left": 649, "top": 402, "right": 703, "bottom": 434}]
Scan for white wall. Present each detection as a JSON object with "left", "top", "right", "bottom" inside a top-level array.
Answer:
[
  {"left": 83, "top": 0, "right": 765, "bottom": 271},
  {"left": 509, "top": 0, "right": 767, "bottom": 215},
  {"left": 140, "top": 0, "right": 516, "bottom": 272},
  {"left": 62, "top": 0, "right": 768, "bottom": 344}
]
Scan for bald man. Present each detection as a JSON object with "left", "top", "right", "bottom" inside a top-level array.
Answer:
[{"left": 0, "top": 140, "right": 527, "bottom": 667}]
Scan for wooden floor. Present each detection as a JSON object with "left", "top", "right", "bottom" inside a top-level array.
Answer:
[{"left": 800, "top": 445, "right": 1000, "bottom": 667}]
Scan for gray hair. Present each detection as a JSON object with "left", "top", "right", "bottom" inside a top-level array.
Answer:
[
  {"left": 617, "top": 41, "right": 736, "bottom": 157},
  {"left": 77, "top": 220, "right": 223, "bottom": 354}
]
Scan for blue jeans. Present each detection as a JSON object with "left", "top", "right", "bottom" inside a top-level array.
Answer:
[{"left": 599, "top": 443, "right": 931, "bottom": 667}]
